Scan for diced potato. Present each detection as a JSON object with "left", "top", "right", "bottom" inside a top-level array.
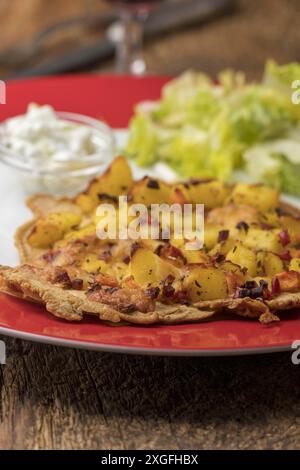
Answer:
[
  {"left": 209, "top": 238, "right": 236, "bottom": 256},
  {"left": 280, "top": 215, "right": 300, "bottom": 242},
  {"left": 76, "top": 156, "right": 133, "bottom": 211},
  {"left": 188, "top": 180, "right": 229, "bottom": 209},
  {"left": 129, "top": 176, "right": 171, "bottom": 205},
  {"left": 221, "top": 260, "right": 246, "bottom": 276},
  {"left": 130, "top": 248, "right": 179, "bottom": 287},
  {"left": 257, "top": 251, "right": 284, "bottom": 276},
  {"left": 183, "top": 266, "right": 228, "bottom": 301},
  {"left": 28, "top": 212, "right": 81, "bottom": 248},
  {"left": 244, "top": 228, "right": 282, "bottom": 252},
  {"left": 170, "top": 180, "right": 229, "bottom": 209},
  {"left": 75, "top": 194, "right": 95, "bottom": 214},
  {"left": 226, "top": 243, "right": 257, "bottom": 277},
  {"left": 204, "top": 224, "right": 221, "bottom": 250},
  {"left": 289, "top": 258, "right": 300, "bottom": 273},
  {"left": 206, "top": 204, "right": 259, "bottom": 228},
  {"left": 182, "top": 249, "right": 208, "bottom": 264},
  {"left": 231, "top": 183, "right": 279, "bottom": 211},
  {"left": 259, "top": 210, "right": 280, "bottom": 227},
  {"left": 64, "top": 224, "right": 96, "bottom": 242}
]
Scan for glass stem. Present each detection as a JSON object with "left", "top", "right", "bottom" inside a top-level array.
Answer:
[{"left": 115, "top": 7, "right": 146, "bottom": 75}]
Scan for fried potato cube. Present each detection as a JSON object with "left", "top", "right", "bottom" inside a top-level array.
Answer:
[
  {"left": 280, "top": 215, "right": 300, "bottom": 242},
  {"left": 182, "top": 249, "right": 208, "bottom": 264},
  {"left": 231, "top": 183, "right": 279, "bottom": 211},
  {"left": 130, "top": 248, "right": 179, "bottom": 287},
  {"left": 244, "top": 228, "right": 282, "bottom": 252},
  {"left": 129, "top": 176, "right": 172, "bottom": 205},
  {"left": 170, "top": 180, "right": 229, "bottom": 209},
  {"left": 75, "top": 156, "right": 133, "bottom": 212},
  {"left": 204, "top": 224, "right": 221, "bottom": 250},
  {"left": 75, "top": 194, "right": 95, "bottom": 214},
  {"left": 226, "top": 243, "right": 257, "bottom": 277},
  {"left": 183, "top": 266, "right": 228, "bottom": 301},
  {"left": 28, "top": 212, "right": 81, "bottom": 248},
  {"left": 289, "top": 258, "right": 300, "bottom": 273},
  {"left": 257, "top": 251, "right": 284, "bottom": 276}
]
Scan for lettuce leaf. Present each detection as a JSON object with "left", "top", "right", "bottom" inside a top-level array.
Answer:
[{"left": 125, "top": 62, "right": 300, "bottom": 195}]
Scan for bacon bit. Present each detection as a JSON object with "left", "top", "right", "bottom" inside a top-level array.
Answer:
[
  {"left": 54, "top": 270, "right": 72, "bottom": 288},
  {"left": 173, "top": 290, "right": 190, "bottom": 304},
  {"left": 271, "top": 277, "right": 281, "bottom": 295},
  {"left": 274, "top": 271, "right": 300, "bottom": 293},
  {"left": 42, "top": 250, "right": 60, "bottom": 263},
  {"left": 71, "top": 278, "right": 84, "bottom": 290},
  {"left": 236, "top": 221, "right": 249, "bottom": 232},
  {"left": 159, "top": 244, "right": 186, "bottom": 263},
  {"left": 218, "top": 230, "right": 229, "bottom": 243},
  {"left": 130, "top": 242, "right": 140, "bottom": 257},
  {"left": 277, "top": 251, "right": 292, "bottom": 262},
  {"left": 165, "top": 274, "right": 175, "bottom": 284},
  {"left": 145, "top": 286, "right": 160, "bottom": 299},
  {"left": 95, "top": 273, "right": 119, "bottom": 287},
  {"left": 123, "top": 276, "right": 139, "bottom": 289},
  {"left": 162, "top": 285, "right": 175, "bottom": 297},
  {"left": 279, "top": 229, "right": 291, "bottom": 247}
]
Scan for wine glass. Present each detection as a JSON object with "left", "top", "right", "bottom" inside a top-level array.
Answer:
[{"left": 106, "top": 0, "right": 161, "bottom": 75}]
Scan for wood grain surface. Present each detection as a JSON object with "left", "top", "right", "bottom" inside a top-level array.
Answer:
[
  {"left": 1, "top": 0, "right": 300, "bottom": 450},
  {"left": 0, "top": 340, "right": 300, "bottom": 450}
]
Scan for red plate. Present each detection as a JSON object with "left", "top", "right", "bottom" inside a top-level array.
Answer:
[{"left": 0, "top": 74, "right": 299, "bottom": 356}]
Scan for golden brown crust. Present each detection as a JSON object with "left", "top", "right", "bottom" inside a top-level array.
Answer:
[{"left": 0, "top": 265, "right": 216, "bottom": 325}]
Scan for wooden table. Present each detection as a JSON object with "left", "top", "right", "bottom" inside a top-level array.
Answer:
[
  {"left": 0, "top": 341, "right": 300, "bottom": 449},
  {"left": 1, "top": 0, "right": 300, "bottom": 450}
]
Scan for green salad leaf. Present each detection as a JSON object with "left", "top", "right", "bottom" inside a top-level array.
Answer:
[{"left": 125, "top": 61, "right": 300, "bottom": 194}]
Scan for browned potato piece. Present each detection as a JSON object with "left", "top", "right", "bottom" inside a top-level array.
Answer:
[
  {"left": 257, "top": 251, "right": 284, "bottom": 276},
  {"left": 130, "top": 248, "right": 179, "bottom": 287},
  {"left": 75, "top": 156, "right": 133, "bottom": 212},
  {"left": 280, "top": 215, "right": 300, "bottom": 242},
  {"left": 244, "top": 228, "right": 282, "bottom": 252},
  {"left": 226, "top": 242, "right": 257, "bottom": 277},
  {"left": 129, "top": 176, "right": 172, "bottom": 205},
  {"left": 231, "top": 183, "right": 279, "bottom": 211},
  {"left": 183, "top": 266, "right": 228, "bottom": 301},
  {"left": 170, "top": 180, "right": 229, "bottom": 209},
  {"left": 28, "top": 212, "right": 81, "bottom": 249}
]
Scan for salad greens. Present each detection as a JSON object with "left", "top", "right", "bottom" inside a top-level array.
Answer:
[{"left": 125, "top": 61, "right": 300, "bottom": 196}]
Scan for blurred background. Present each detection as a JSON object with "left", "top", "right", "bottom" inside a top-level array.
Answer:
[{"left": 0, "top": 0, "right": 298, "bottom": 80}]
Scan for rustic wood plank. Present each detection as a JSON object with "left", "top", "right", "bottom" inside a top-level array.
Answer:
[
  {"left": 1, "top": 0, "right": 300, "bottom": 450},
  {"left": 1, "top": 336, "right": 300, "bottom": 449}
]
